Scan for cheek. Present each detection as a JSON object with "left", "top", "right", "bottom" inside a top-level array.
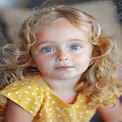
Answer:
[
  {"left": 36, "top": 61, "right": 48, "bottom": 75},
  {"left": 36, "top": 58, "right": 54, "bottom": 72},
  {"left": 47, "top": 60, "right": 54, "bottom": 65},
  {"left": 75, "top": 54, "right": 91, "bottom": 66}
]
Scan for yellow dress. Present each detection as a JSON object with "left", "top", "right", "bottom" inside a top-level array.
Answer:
[{"left": 0, "top": 75, "right": 120, "bottom": 122}]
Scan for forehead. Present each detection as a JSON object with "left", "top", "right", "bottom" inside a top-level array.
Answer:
[
  {"left": 34, "top": 18, "right": 91, "bottom": 45},
  {"left": 36, "top": 18, "right": 85, "bottom": 34},
  {"left": 35, "top": 17, "right": 90, "bottom": 34},
  {"left": 31, "top": 14, "right": 91, "bottom": 34}
]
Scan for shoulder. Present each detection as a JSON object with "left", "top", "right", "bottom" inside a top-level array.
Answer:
[
  {"left": 0, "top": 75, "right": 48, "bottom": 116},
  {"left": 1, "top": 74, "right": 45, "bottom": 91},
  {"left": 97, "top": 88, "right": 122, "bottom": 121},
  {"left": 98, "top": 99, "right": 122, "bottom": 122},
  {"left": 0, "top": 74, "right": 48, "bottom": 104}
]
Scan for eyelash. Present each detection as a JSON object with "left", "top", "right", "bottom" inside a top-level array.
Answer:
[
  {"left": 41, "top": 46, "right": 55, "bottom": 53},
  {"left": 41, "top": 44, "right": 82, "bottom": 53},
  {"left": 70, "top": 44, "right": 81, "bottom": 50}
]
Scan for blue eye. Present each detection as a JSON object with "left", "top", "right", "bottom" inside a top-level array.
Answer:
[
  {"left": 71, "top": 45, "right": 81, "bottom": 50},
  {"left": 42, "top": 47, "right": 55, "bottom": 53}
]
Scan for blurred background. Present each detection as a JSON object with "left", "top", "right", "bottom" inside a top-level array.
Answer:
[
  {"left": 0, "top": 0, "right": 117, "bottom": 8},
  {"left": 0, "top": 0, "right": 121, "bottom": 44}
]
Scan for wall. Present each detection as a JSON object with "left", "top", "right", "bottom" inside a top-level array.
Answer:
[{"left": 71, "top": 0, "right": 122, "bottom": 49}]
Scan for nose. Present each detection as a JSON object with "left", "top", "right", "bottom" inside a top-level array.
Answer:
[{"left": 56, "top": 50, "right": 69, "bottom": 61}]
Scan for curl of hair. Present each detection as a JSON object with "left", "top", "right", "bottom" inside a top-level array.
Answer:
[{"left": 0, "top": 5, "right": 121, "bottom": 108}]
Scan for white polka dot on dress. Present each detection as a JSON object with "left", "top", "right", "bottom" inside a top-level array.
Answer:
[
  {"left": 26, "top": 98, "right": 31, "bottom": 101},
  {"left": 24, "top": 91, "right": 29, "bottom": 94},
  {"left": 56, "top": 107, "right": 61, "bottom": 110},
  {"left": 52, "top": 101, "right": 55, "bottom": 104},
  {"left": 28, "top": 86, "right": 32, "bottom": 89},
  {"left": 7, "top": 93, "right": 11, "bottom": 96},
  {"left": 36, "top": 87, "right": 39, "bottom": 90},
  {"left": 32, "top": 93, "right": 35, "bottom": 96},
  {"left": 15, "top": 91, "right": 19, "bottom": 94}
]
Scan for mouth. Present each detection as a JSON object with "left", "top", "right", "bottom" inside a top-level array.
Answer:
[{"left": 55, "top": 66, "right": 74, "bottom": 70}]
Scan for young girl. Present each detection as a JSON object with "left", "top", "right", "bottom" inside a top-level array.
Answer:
[{"left": 0, "top": 4, "right": 122, "bottom": 122}]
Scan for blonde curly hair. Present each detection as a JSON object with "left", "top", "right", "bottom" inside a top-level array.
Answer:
[{"left": 0, "top": 5, "right": 121, "bottom": 108}]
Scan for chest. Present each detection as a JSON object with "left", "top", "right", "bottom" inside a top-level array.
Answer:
[
  {"left": 33, "top": 93, "right": 96, "bottom": 122},
  {"left": 53, "top": 90, "right": 78, "bottom": 104}
]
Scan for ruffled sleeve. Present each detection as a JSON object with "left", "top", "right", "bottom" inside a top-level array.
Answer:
[
  {"left": 0, "top": 76, "right": 45, "bottom": 116},
  {"left": 87, "top": 87, "right": 122, "bottom": 109},
  {"left": 102, "top": 87, "right": 122, "bottom": 106}
]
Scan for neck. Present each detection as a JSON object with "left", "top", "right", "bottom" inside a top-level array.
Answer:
[
  {"left": 42, "top": 76, "right": 80, "bottom": 104},
  {"left": 42, "top": 76, "right": 81, "bottom": 91}
]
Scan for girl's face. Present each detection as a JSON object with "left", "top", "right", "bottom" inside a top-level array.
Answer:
[{"left": 31, "top": 18, "right": 93, "bottom": 80}]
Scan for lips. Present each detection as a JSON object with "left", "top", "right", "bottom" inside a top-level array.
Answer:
[{"left": 56, "top": 66, "right": 73, "bottom": 70}]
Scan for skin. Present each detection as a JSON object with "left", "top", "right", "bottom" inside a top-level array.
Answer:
[
  {"left": 31, "top": 18, "right": 93, "bottom": 104},
  {"left": 4, "top": 18, "right": 122, "bottom": 122},
  {"left": 98, "top": 100, "right": 122, "bottom": 122}
]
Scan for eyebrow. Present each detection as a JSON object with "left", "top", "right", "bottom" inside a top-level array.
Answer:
[
  {"left": 35, "top": 39, "right": 88, "bottom": 47},
  {"left": 67, "top": 39, "right": 89, "bottom": 44},
  {"left": 69, "top": 39, "right": 87, "bottom": 43},
  {"left": 34, "top": 40, "right": 55, "bottom": 48}
]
